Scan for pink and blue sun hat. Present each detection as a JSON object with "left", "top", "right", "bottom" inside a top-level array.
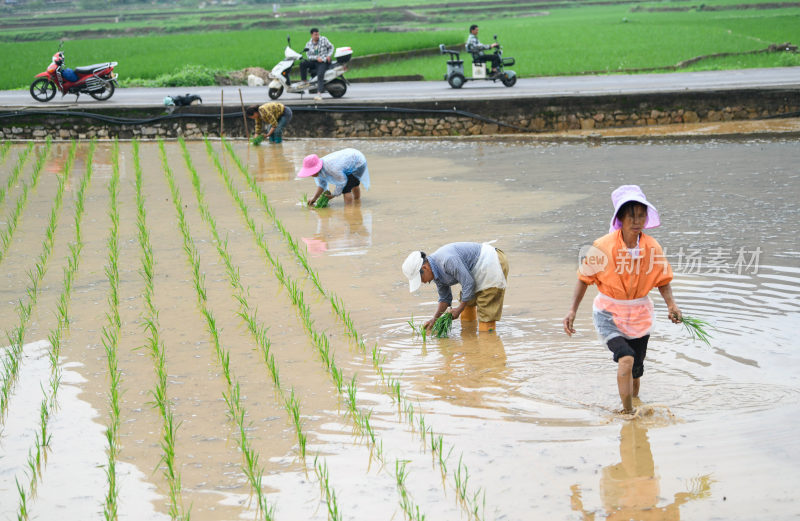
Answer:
[
  {"left": 297, "top": 154, "right": 323, "bottom": 178},
  {"left": 609, "top": 185, "right": 661, "bottom": 233}
]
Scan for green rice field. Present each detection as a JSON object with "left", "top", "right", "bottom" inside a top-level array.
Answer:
[{"left": 1, "top": 0, "right": 798, "bottom": 89}]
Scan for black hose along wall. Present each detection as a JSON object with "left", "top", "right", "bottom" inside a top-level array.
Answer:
[{"left": 1, "top": 89, "right": 798, "bottom": 139}]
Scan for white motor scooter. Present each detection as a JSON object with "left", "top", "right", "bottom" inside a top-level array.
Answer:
[{"left": 267, "top": 36, "right": 352, "bottom": 100}]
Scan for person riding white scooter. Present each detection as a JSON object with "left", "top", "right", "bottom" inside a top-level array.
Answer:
[
  {"left": 267, "top": 35, "right": 352, "bottom": 100},
  {"left": 300, "top": 28, "right": 333, "bottom": 101}
]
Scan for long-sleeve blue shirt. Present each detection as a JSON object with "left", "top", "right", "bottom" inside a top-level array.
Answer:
[{"left": 427, "top": 242, "right": 482, "bottom": 304}]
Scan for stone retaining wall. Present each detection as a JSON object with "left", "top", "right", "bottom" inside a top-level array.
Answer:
[{"left": 1, "top": 89, "right": 797, "bottom": 140}]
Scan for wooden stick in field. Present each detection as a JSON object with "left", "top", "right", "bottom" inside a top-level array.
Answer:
[
  {"left": 220, "top": 90, "right": 224, "bottom": 138},
  {"left": 239, "top": 89, "right": 250, "bottom": 140}
]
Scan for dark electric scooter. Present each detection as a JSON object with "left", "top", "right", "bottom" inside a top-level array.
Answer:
[{"left": 440, "top": 35, "right": 516, "bottom": 89}]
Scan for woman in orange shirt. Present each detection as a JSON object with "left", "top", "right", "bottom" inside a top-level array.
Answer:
[{"left": 563, "top": 185, "right": 682, "bottom": 413}]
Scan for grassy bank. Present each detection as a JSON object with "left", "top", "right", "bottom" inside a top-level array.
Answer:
[{"left": 2, "top": 0, "right": 798, "bottom": 90}]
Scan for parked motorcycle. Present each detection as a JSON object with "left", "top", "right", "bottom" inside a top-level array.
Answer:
[
  {"left": 439, "top": 35, "right": 516, "bottom": 89},
  {"left": 267, "top": 36, "right": 352, "bottom": 100},
  {"left": 30, "top": 50, "right": 118, "bottom": 102}
]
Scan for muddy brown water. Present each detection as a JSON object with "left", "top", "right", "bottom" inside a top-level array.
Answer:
[{"left": 0, "top": 135, "right": 798, "bottom": 520}]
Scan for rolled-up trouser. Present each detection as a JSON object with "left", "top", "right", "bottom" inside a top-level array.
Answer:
[
  {"left": 460, "top": 248, "right": 509, "bottom": 322},
  {"left": 269, "top": 106, "right": 293, "bottom": 143}
]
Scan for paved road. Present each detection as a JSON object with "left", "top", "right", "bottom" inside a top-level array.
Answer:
[{"left": 2, "top": 67, "right": 799, "bottom": 108}]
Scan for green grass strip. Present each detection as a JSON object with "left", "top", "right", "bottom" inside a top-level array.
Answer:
[
  {"left": 132, "top": 140, "right": 189, "bottom": 521},
  {"left": 13, "top": 140, "right": 90, "bottom": 521},
  {"left": 0, "top": 139, "right": 65, "bottom": 427},
  {"left": 0, "top": 139, "right": 51, "bottom": 268},
  {"left": 223, "top": 141, "right": 485, "bottom": 520},
  {"left": 158, "top": 139, "right": 276, "bottom": 521}
]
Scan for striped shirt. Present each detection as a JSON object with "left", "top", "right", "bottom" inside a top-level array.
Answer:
[
  {"left": 305, "top": 35, "right": 334, "bottom": 61},
  {"left": 466, "top": 33, "right": 491, "bottom": 54}
]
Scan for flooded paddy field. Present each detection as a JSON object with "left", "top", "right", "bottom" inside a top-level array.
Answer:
[{"left": 0, "top": 135, "right": 798, "bottom": 521}]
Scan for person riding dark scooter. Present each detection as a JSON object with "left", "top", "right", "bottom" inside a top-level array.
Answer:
[{"left": 466, "top": 24, "right": 501, "bottom": 78}]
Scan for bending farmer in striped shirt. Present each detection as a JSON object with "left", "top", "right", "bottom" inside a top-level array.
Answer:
[{"left": 246, "top": 102, "right": 293, "bottom": 143}]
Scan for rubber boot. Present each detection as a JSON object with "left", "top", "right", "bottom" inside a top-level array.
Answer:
[
  {"left": 460, "top": 305, "right": 477, "bottom": 322},
  {"left": 479, "top": 321, "right": 496, "bottom": 332}
]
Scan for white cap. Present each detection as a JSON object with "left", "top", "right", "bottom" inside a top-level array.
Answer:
[{"left": 402, "top": 251, "right": 424, "bottom": 292}]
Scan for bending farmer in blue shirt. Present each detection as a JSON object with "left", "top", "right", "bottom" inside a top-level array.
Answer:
[{"left": 403, "top": 242, "right": 509, "bottom": 333}]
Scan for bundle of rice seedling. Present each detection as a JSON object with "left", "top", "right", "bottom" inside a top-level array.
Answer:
[
  {"left": 314, "top": 192, "right": 330, "bottom": 208},
  {"left": 680, "top": 314, "right": 713, "bottom": 346},
  {"left": 251, "top": 135, "right": 264, "bottom": 146},
  {"left": 432, "top": 312, "right": 453, "bottom": 338}
]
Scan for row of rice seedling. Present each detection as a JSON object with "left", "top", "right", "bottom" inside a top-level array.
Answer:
[
  {"left": 102, "top": 140, "right": 123, "bottom": 521},
  {"left": 0, "top": 139, "right": 58, "bottom": 424},
  {"left": 0, "top": 141, "right": 10, "bottom": 165},
  {"left": 178, "top": 139, "right": 311, "bottom": 461},
  {"left": 157, "top": 139, "right": 276, "bottom": 521},
  {"left": 131, "top": 140, "right": 188, "bottom": 521},
  {"left": 204, "top": 141, "right": 431, "bottom": 520},
  {"left": 13, "top": 140, "right": 89, "bottom": 521},
  {"left": 205, "top": 140, "right": 380, "bottom": 448},
  {"left": 0, "top": 139, "right": 51, "bottom": 268},
  {"left": 196, "top": 139, "right": 347, "bottom": 520},
  {"left": 395, "top": 459, "right": 427, "bottom": 521},
  {"left": 222, "top": 142, "right": 487, "bottom": 520},
  {"left": 0, "top": 142, "right": 33, "bottom": 210}
]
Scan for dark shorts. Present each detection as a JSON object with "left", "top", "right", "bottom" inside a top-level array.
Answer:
[
  {"left": 342, "top": 174, "right": 361, "bottom": 194},
  {"left": 607, "top": 335, "right": 650, "bottom": 379}
]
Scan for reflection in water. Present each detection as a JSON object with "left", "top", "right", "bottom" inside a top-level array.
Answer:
[
  {"left": 302, "top": 203, "right": 372, "bottom": 256},
  {"left": 45, "top": 142, "right": 74, "bottom": 191},
  {"left": 571, "top": 421, "right": 712, "bottom": 520},
  {"left": 252, "top": 145, "right": 296, "bottom": 182},
  {"left": 428, "top": 330, "right": 509, "bottom": 408}
]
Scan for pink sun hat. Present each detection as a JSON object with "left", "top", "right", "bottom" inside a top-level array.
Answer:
[
  {"left": 297, "top": 154, "right": 323, "bottom": 178},
  {"left": 609, "top": 184, "right": 661, "bottom": 233}
]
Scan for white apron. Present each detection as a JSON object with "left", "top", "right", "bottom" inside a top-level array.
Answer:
[{"left": 471, "top": 242, "right": 506, "bottom": 293}]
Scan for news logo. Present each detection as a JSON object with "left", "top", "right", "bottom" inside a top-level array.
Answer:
[{"left": 578, "top": 244, "right": 608, "bottom": 276}]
